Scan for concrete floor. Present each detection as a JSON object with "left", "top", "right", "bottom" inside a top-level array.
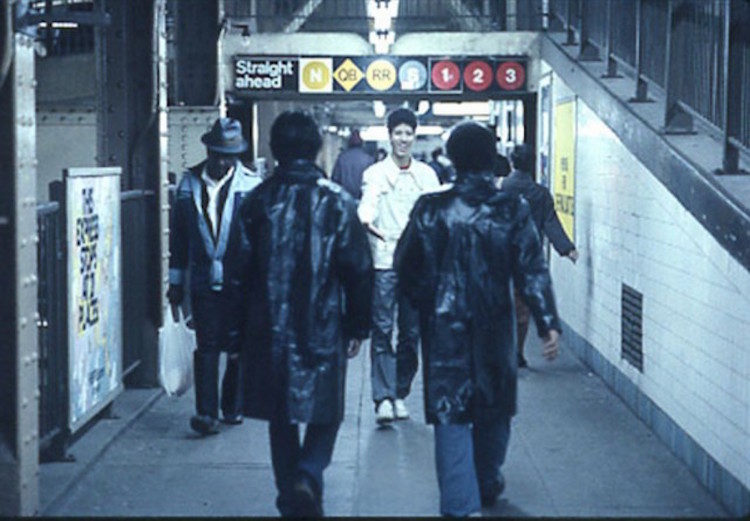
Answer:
[{"left": 41, "top": 336, "right": 729, "bottom": 517}]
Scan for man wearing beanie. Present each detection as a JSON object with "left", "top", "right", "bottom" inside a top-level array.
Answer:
[
  {"left": 358, "top": 107, "right": 441, "bottom": 425},
  {"left": 394, "top": 121, "right": 561, "bottom": 517}
]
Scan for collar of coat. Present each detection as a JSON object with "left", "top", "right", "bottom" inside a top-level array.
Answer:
[
  {"left": 503, "top": 169, "right": 534, "bottom": 189},
  {"left": 274, "top": 159, "right": 326, "bottom": 181}
]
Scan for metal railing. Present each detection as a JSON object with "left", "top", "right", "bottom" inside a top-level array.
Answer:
[
  {"left": 36, "top": 188, "right": 153, "bottom": 459},
  {"left": 549, "top": 0, "right": 750, "bottom": 174},
  {"left": 223, "top": 0, "right": 545, "bottom": 34},
  {"left": 37, "top": 202, "right": 68, "bottom": 460}
]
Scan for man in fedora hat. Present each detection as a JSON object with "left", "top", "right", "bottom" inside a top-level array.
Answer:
[{"left": 168, "top": 117, "right": 262, "bottom": 435}]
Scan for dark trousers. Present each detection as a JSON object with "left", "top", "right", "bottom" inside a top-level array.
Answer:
[
  {"left": 269, "top": 421, "right": 340, "bottom": 517},
  {"left": 370, "top": 269, "right": 420, "bottom": 403},
  {"left": 193, "top": 350, "right": 242, "bottom": 419}
]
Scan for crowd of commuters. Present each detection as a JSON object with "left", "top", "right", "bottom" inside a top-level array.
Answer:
[{"left": 168, "top": 107, "right": 574, "bottom": 517}]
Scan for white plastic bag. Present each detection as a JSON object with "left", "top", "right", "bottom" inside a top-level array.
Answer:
[{"left": 159, "top": 306, "right": 195, "bottom": 396}]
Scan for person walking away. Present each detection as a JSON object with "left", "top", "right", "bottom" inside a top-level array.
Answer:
[
  {"left": 394, "top": 122, "right": 561, "bottom": 517},
  {"left": 167, "top": 117, "right": 262, "bottom": 435},
  {"left": 501, "top": 143, "right": 578, "bottom": 368},
  {"left": 331, "top": 129, "right": 374, "bottom": 201},
  {"left": 358, "top": 107, "right": 441, "bottom": 425},
  {"left": 235, "top": 111, "right": 374, "bottom": 517}
]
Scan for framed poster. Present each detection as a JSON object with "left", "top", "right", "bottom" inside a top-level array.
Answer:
[
  {"left": 65, "top": 167, "right": 123, "bottom": 432},
  {"left": 552, "top": 100, "right": 576, "bottom": 243}
]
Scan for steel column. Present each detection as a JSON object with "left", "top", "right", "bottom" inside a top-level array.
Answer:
[{"left": 0, "top": 14, "right": 40, "bottom": 515}]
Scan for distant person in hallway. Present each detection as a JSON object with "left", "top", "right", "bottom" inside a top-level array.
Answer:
[
  {"left": 331, "top": 129, "right": 374, "bottom": 201},
  {"left": 358, "top": 107, "right": 441, "bottom": 425},
  {"left": 394, "top": 122, "right": 561, "bottom": 517},
  {"left": 428, "top": 146, "right": 456, "bottom": 184},
  {"left": 167, "top": 117, "right": 262, "bottom": 436},
  {"left": 501, "top": 143, "right": 578, "bottom": 368},
  {"left": 235, "top": 111, "right": 373, "bottom": 517}
]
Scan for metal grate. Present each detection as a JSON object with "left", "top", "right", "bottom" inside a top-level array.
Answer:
[{"left": 621, "top": 283, "right": 643, "bottom": 372}]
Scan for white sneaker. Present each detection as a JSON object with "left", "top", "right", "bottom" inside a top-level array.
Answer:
[
  {"left": 376, "top": 400, "right": 395, "bottom": 424},
  {"left": 393, "top": 398, "right": 409, "bottom": 420}
]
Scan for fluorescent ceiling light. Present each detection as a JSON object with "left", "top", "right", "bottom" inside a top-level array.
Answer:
[
  {"left": 432, "top": 101, "right": 491, "bottom": 117},
  {"left": 416, "top": 126, "right": 445, "bottom": 136},
  {"left": 373, "top": 100, "right": 386, "bottom": 118},
  {"left": 360, "top": 126, "right": 389, "bottom": 142}
]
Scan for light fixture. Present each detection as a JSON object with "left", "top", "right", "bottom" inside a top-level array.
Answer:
[
  {"left": 373, "top": 100, "right": 387, "bottom": 119},
  {"left": 360, "top": 126, "right": 390, "bottom": 142},
  {"left": 432, "top": 101, "right": 491, "bottom": 117},
  {"left": 367, "top": 0, "right": 399, "bottom": 55},
  {"left": 416, "top": 126, "right": 445, "bottom": 136},
  {"left": 416, "top": 100, "right": 430, "bottom": 116}
]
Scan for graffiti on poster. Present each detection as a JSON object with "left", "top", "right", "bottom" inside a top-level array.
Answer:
[{"left": 66, "top": 167, "right": 123, "bottom": 432}]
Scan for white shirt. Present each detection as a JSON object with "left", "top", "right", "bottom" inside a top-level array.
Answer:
[
  {"left": 358, "top": 156, "right": 440, "bottom": 269},
  {"left": 201, "top": 166, "right": 234, "bottom": 239}
]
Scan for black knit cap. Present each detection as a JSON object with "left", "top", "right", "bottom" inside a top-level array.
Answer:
[{"left": 446, "top": 122, "right": 496, "bottom": 174}]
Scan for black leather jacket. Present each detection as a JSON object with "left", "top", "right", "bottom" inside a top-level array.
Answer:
[
  {"left": 395, "top": 171, "right": 560, "bottom": 424},
  {"left": 236, "top": 160, "right": 374, "bottom": 424}
]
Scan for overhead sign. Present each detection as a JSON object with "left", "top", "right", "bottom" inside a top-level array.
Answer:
[{"left": 232, "top": 55, "right": 528, "bottom": 95}]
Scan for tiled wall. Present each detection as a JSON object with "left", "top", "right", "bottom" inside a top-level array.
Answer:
[{"left": 547, "top": 73, "right": 750, "bottom": 515}]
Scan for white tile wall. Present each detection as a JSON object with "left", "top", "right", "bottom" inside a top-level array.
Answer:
[{"left": 549, "top": 78, "right": 750, "bottom": 490}]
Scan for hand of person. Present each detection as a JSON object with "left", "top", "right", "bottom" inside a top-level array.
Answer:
[
  {"left": 542, "top": 329, "right": 560, "bottom": 360},
  {"left": 347, "top": 338, "right": 362, "bottom": 358},
  {"left": 567, "top": 249, "right": 579, "bottom": 263},
  {"left": 166, "top": 284, "right": 184, "bottom": 306}
]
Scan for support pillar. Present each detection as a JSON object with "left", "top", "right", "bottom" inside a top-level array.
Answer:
[{"left": 0, "top": 2, "right": 40, "bottom": 515}]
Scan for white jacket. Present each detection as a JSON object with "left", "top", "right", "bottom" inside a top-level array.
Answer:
[{"left": 358, "top": 156, "right": 440, "bottom": 269}]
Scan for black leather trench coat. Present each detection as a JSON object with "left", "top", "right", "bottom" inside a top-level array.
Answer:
[
  {"left": 236, "top": 160, "right": 374, "bottom": 425},
  {"left": 394, "top": 172, "right": 561, "bottom": 425}
]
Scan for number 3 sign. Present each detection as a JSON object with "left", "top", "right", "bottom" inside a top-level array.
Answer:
[{"left": 496, "top": 61, "right": 526, "bottom": 90}]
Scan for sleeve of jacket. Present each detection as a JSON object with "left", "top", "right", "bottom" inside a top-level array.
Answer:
[
  {"left": 541, "top": 188, "right": 575, "bottom": 256},
  {"left": 336, "top": 197, "right": 374, "bottom": 340},
  {"left": 168, "top": 176, "right": 190, "bottom": 286},
  {"left": 511, "top": 197, "right": 562, "bottom": 336},
  {"left": 357, "top": 165, "right": 379, "bottom": 224},
  {"left": 394, "top": 197, "right": 428, "bottom": 306},
  {"left": 331, "top": 155, "right": 344, "bottom": 185}
]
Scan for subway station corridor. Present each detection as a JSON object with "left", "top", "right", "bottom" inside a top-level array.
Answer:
[{"left": 41, "top": 335, "right": 728, "bottom": 518}]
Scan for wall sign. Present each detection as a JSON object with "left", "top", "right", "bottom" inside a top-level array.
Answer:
[
  {"left": 65, "top": 167, "right": 123, "bottom": 432},
  {"left": 232, "top": 55, "right": 528, "bottom": 96}
]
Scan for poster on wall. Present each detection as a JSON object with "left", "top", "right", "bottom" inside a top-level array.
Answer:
[
  {"left": 552, "top": 100, "right": 576, "bottom": 242},
  {"left": 65, "top": 167, "right": 123, "bottom": 432}
]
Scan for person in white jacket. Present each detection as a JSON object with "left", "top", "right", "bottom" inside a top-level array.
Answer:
[{"left": 358, "top": 107, "right": 441, "bottom": 424}]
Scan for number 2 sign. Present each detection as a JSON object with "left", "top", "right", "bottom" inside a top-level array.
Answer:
[{"left": 463, "top": 60, "right": 493, "bottom": 92}]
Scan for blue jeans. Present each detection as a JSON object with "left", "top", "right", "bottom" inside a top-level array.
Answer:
[
  {"left": 434, "top": 416, "right": 511, "bottom": 517},
  {"left": 370, "top": 269, "right": 420, "bottom": 403},
  {"left": 268, "top": 421, "right": 340, "bottom": 517}
]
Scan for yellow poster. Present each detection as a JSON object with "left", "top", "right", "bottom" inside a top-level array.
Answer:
[{"left": 553, "top": 100, "right": 575, "bottom": 241}]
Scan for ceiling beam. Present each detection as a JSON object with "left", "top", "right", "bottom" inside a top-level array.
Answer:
[{"left": 283, "top": 0, "right": 325, "bottom": 33}]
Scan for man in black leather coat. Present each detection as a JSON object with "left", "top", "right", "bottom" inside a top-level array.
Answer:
[
  {"left": 395, "top": 122, "right": 561, "bottom": 517},
  {"left": 235, "top": 111, "right": 373, "bottom": 517}
]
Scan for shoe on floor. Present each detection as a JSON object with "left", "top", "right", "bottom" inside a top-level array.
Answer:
[
  {"left": 517, "top": 355, "right": 528, "bottom": 368},
  {"left": 375, "top": 400, "right": 395, "bottom": 425},
  {"left": 190, "top": 414, "right": 220, "bottom": 436},
  {"left": 393, "top": 398, "right": 410, "bottom": 420},
  {"left": 221, "top": 413, "right": 244, "bottom": 425},
  {"left": 480, "top": 472, "right": 506, "bottom": 508},
  {"left": 292, "top": 472, "right": 323, "bottom": 517}
]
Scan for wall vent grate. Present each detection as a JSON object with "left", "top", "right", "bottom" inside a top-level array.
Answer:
[{"left": 621, "top": 283, "right": 644, "bottom": 372}]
